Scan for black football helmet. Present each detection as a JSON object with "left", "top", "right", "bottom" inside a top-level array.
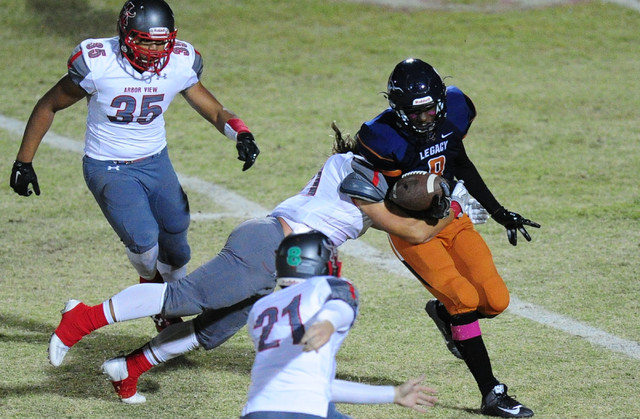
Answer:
[
  {"left": 276, "top": 231, "right": 342, "bottom": 287},
  {"left": 386, "top": 58, "right": 447, "bottom": 140},
  {"left": 117, "top": 0, "right": 177, "bottom": 73}
]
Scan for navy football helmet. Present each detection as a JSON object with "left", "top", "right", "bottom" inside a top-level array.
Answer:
[
  {"left": 276, "top": 231, "right": 341, "bottom": 287},
  {"left": 386, "top": 58, "right": 447, "bottom": 140},
  {"left": 117, "top": 0, "right": 177, "bottom": 73}
]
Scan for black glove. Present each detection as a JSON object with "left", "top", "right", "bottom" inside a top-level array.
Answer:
[
  {"left": 491, "top": 206, "right": 540, "bottom": 246},
  {"left": 425, "top": 181, "right": 452, "bottom": 219},
  {"left": 10, "top": 160, "right": 40, "bottom": 196},
  {"left": 236, "top": 132, "right": 260, "bottom": 171}
]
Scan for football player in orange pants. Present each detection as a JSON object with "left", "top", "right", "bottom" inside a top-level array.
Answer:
[{"left": 352, "top": 58, "right": 540, "bottom": 418}]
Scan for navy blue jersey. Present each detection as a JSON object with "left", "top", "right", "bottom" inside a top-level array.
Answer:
[{"left": 355, "top": 86, "right": 502, "bottom": 214}]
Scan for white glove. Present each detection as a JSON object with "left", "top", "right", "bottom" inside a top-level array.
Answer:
[
  {"left": 451, "top": 180, "right": 470, "bottom": 216},
  {"left": 465, "top": 199, "right": 489, "bottom": 224}
]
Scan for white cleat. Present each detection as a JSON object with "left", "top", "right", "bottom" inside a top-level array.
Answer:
[
  {"left": 101, "top": 357, "right": 146, "bottom": 404},
  {"left": 48, "top": 299, "right": 82, "bottom": 367},
  {"left": 48, "top": 333, "right": 70, "bottom": 367}
]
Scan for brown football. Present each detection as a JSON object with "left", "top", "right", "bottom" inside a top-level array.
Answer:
[{"left": 389, "top": 171, "right": 447, "bottom": 212}]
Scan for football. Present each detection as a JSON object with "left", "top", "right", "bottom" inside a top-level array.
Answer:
[{"left": 389, "top": 171, "right": 448, "bottom": 212}]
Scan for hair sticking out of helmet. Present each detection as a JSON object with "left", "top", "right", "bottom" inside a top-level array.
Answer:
[
  {"left": 117, "top": 0, "right": 177, "bottom": 74},
  {"left": 276, "top": 231, "right": 341, "bottom": 288},
  {"left": 386, "top": 58, "right": 447, "bottom": 141}
]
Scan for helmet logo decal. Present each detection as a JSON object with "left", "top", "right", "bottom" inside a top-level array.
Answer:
[
  {"left": 149, "top": 27, "right": 170, "bottom": 37},
  {"left": 286, "top": 246, "right": 302, "bottom": 267},
  {"left": 120, "top": 1, "right": 136, "bottom": 28},
  {"left": 412, "top": 96, "right": 434, "bottom": 107}
]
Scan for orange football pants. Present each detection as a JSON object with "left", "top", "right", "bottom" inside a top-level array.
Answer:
[{"left": 389, "top": 215, "right": 509, "bottom": 317}]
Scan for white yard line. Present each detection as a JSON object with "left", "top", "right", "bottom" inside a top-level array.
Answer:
[
  {"left": 3, "top": 113, "right": 638, "bottom": 360},
  {"left": 344, "top": 0, "right": 640, "bottom": 12}
]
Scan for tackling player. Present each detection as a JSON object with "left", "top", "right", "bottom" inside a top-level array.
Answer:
[
  {"left": 8, "top": 0, "right": 260, "bottom": 331},
  {"left": 352, "top": 58, "right": 539, "bottom": 418},
  {"left": 48, "top": 146, "right": 470, "bottom": 404},
  {"left": 241, "top": 231, "right": 438, "bottom": 418}
]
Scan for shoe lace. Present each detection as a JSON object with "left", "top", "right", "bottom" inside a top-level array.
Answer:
[{"left": 496, "top": 391, "right": 523, "bottom": 409}]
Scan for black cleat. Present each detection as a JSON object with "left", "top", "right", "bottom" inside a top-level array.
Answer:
[
  {"left": 481, "top": 384, "right": 534, "bottom": 418},
  {"left": 425, "top": 299, "right": 463, "bottom": 359},
  {"left": 151, "top": 314, "right": 183, "bottom": 333}
]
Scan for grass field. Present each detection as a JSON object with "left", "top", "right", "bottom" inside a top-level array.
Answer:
[{"left": 1, "top": 0, "right": 639, "bottom": 417}]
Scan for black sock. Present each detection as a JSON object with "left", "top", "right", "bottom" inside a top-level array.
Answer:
[{"left": 451, "top": 312, "right": 500, "bottom": 397}]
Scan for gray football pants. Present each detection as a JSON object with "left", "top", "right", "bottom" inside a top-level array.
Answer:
[{"left": 162, "top": 216, "right": 284, "bottom": 349}]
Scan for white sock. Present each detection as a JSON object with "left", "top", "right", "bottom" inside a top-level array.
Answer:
[
  {"left": 104, "top": 283, "right": 167, "bottom": 323},
  {"left": 145, "top": 321, "right": 200, "bottom": 364},
  {"left": 157, "top": 260, "right": 187, "bottom": 282}
]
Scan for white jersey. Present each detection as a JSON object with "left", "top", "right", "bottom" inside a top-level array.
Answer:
[
  {"left": 67, "top": 37, "right": 202, "bottom": 161},
  {"left": 242, "top": 276, "right": 358, "bottom": 417},
  {"left": 271, "top": 152, "right": 374, "bottom": 246}
]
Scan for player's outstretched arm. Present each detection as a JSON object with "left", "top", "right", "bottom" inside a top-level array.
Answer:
[
  {"left": 394, "top": 374, "right": 438, "bottom": 413},
  {"left": 182, "top": 81, "right": 259, "bottom": 170}
]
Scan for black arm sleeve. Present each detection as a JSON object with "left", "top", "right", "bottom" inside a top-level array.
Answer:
[{"left": 455, "top": 143, "right": 502, "bottom": 214}]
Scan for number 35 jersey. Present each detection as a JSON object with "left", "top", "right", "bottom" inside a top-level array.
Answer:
[
  {"left": 244, "top": 276, "right": 359, "bottom": 417},
  {"left": 67, "top": 36, "right": 202, "bottom": 161}
]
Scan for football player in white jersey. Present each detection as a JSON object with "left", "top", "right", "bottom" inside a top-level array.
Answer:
[
  {"left": 9, "top": 0, "right": 260, "bottom": 331},
  {"left": 242, "top": 231, "right": 438, "bottom": 418},
  {"left": 48, "top": 141, "right": 471, "bottom": 403}
]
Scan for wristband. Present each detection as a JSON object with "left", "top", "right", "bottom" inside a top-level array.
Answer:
[
  {"left": 451, "top": 201, "right": 463, "bottom": 218},
  {"left": 224, "top": 118, "right": 250, "bottom": 141}
]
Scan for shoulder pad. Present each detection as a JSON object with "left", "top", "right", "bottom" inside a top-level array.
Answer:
[
  {"left": 339, "top": 158, "right": 388, "bottom": 202},
  {"left": 446, "top": 86, "right": 477, "bottom": 135},
  {"left": 67, "top": 44, "right": 89, "bottom": 85},
  {"left": 326, "top": 277, "right": 359, "bottom": 313}
]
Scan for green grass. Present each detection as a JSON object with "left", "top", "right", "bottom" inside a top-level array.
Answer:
[{"left": 1, "top": 0, "right": 639, "bottom": 417}]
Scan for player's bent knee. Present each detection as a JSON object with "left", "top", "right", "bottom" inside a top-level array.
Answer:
[
  {"left": 194, "top": 301, "right": 255, "bottom": 350},
  {"left": 160, "top": 242, "right": 190, "bottom": 268},
  {"left": 483, "top": 278, "right": 510, "bottom": 315}
]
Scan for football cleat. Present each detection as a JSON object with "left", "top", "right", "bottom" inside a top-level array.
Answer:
[
  {"left": 101, "top": 357, "right": 146, "bottom": 404},
  {"left": 481, "top": 384, "right": 534, "bottom": 418},
  {"left": 48, "top": 299, "right": 82, "bottom": 367},
  {"left": 425, "top": 299, "right": 463, "bottom": 359},
  {"left": 150, "top": 314, "right": 183, "bottom": 333}
]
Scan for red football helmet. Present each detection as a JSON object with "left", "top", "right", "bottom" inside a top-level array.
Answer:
[{"left": 117, "top": 0, "right": 177, "bottom": 73}]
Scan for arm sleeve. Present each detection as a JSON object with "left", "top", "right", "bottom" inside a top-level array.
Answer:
[
  {"left": 331, "top": 379, "right": 395, "bottom": 404},
  {"left": 454, "top": 142, "right": 501, "bottom": 214},
  {"left": 315, "top": 300, "right": 354, "bottom": 333}
]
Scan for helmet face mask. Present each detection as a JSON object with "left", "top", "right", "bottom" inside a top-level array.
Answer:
[
  {"left": 276, "top": 232, "right": 341, "bottom": 288},
  {"left": 118, "top": 0, "right": 177, "bottom": 73},
  {"left": 387, "top": 58, "right": 447, "bottom": 141}
]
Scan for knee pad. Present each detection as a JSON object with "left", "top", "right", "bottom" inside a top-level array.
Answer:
[
  {"left": 126, "top": 244, "right": 159, "bottom": 279},
  {"left": 158, "top": 232, "right": 191, "bottom": 268},
  {"left": 482, "top": 276, "right": 510, "bottom": 316}
]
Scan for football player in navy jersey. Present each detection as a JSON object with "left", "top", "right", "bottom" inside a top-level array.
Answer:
[
  {"left": 354, "top": 58, "right": 539, "bottom": 418},
  {"left": 9, "top": 0, "right": 260, "bottom": 331}
]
